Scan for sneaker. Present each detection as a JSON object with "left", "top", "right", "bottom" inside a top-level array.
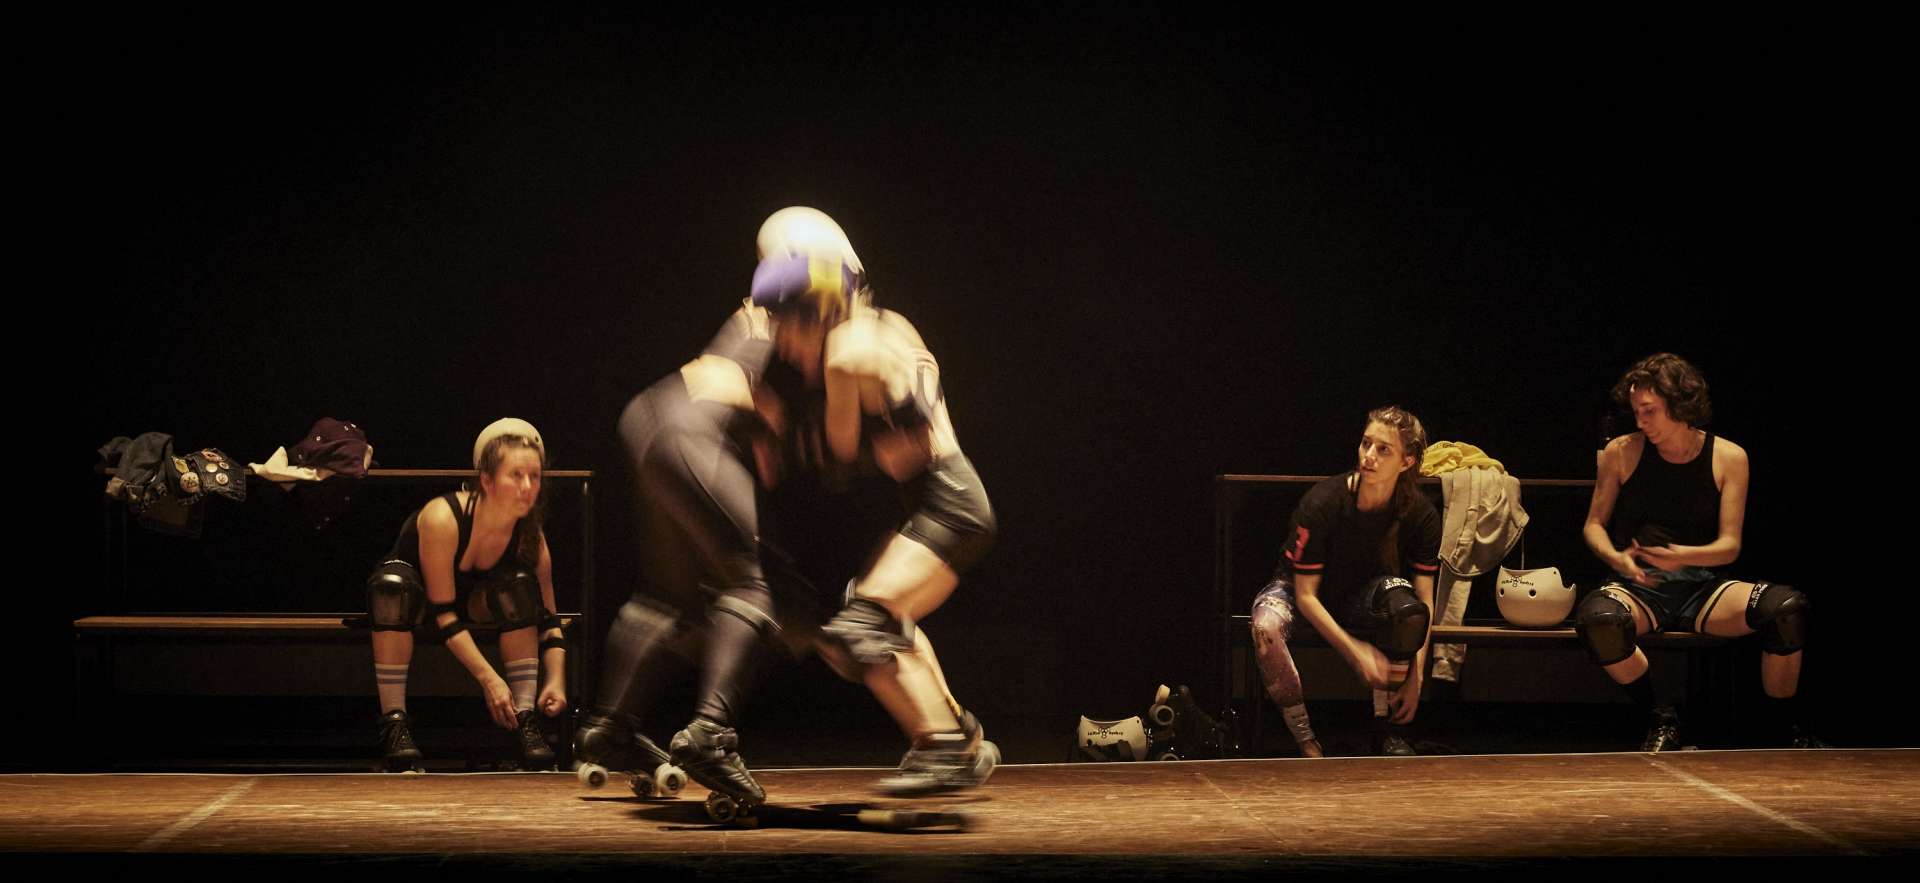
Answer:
[
  {"left": 1371, "top": 723, "right": 1417, "bottom": 757},
  {"left": 1641, "top": 707, "right": 1682, "bottom": 753},
  {"left": 1788, "top": 725, "right": 1830, "bottom": 749},
  {"left": 516, "top": 709, "right": 554, "bottom": 769},
  {"left": 379, "top": 709, "right": 422, "bottom": 770}
]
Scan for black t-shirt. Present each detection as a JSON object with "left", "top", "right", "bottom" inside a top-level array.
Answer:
[{"left": 1276, "top": 473, "right": 1441, "bottom": 624}]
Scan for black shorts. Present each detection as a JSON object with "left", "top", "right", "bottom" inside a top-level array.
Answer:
[
  {"left": 1601, "top": 570, "right": 1744, "bottom": 634},
  {"left": 899, "top": 453, "right": 996, "bottom": 573}
]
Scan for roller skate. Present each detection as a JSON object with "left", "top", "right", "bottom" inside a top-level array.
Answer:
[
  {"left": 378, "top": 709, "right": 423, "bottom": 772},
  {"left": 573, "top": 712, "right": 687, "bottom": 798},
  {"left": 876, "top": 710, "right": 999, "bottom": 797},
  {"left": 670, "top": 718, "right": 766, "bottom": 823},
  {"left": 1148, "top": 684, "right": 1237, "bottom": 760}
]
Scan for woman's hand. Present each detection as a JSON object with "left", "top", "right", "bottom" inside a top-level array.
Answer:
[
  {"left": 538, "top": 680, "right": 568, "bottom": 718},
  {"left": 480, "top": 674, "right": 517, "bottom": 729}
]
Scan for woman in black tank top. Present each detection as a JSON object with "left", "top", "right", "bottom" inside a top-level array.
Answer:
[
  {"left": 368, "top": 419, "right": 566, "bottom": 770},
  {"left": 1580, "top": 354, "right": 1815, "bottom": 749}
]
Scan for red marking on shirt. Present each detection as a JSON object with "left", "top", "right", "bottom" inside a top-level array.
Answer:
[{"left": 1286, "top": 526, "right": 1322, "bottom": 569}]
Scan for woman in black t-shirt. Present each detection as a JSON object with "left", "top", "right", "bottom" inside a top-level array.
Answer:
[{"left": 1250, "top": 406, "right": 1439, "bottom": 757}]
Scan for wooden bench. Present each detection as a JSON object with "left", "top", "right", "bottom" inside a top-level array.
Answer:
[{"left": 82, "top": 468, "right": 598, "bottom": 769}]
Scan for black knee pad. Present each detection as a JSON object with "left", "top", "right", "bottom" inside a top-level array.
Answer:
[
  {"left": 479, "top": 567, "right": 542, "bottom": 630},
  {"left": 366, "top": 561, "right": 425, "bottom": 632},
  {"left": 1576, "top": 588, "right": 1638, "bottom": 666},
  {"left": 819, "top": 597, "right": 914, "bottom": 674},
  {"left": 1744, "top": 582, "right": 1808, "bottom": 655},
  {"left": 1367, "top": 577, "right": 1429, "bottom": 662}
]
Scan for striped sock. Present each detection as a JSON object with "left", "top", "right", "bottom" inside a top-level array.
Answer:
[
  {"left": 1371, "top": 689, "right": 1391, "bottom": 719},
  {"left": 505, "top": 658, "right": 540, "bottom": 713},
  {"left": 375, "top": 663, "right": 409, "bottom": 714}
]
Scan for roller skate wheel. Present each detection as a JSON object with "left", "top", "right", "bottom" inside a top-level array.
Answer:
[
  {"left": 576, "top": 763, "right": 610, "bottom": 790},
  {"left": 1155, "top": 751, "right": 1180, "bottom": 762},
  {"left": 1154, "top": 684, "right": 1172, "bottom": 704},
  {"left": 1149, "top": 704, "right": 1176, "bottom": 726},
  {"left": 628, "top": 773, "right": 655, "bottom": 798},
  {"left": 704, "top": 791, "right": 740, "bottom": 823},
  {"left": 655, "top": 762, "right": 688, "bottom": 796},
  {"left": 974, "top": 740, "right": 1001, "bottom": 781}
]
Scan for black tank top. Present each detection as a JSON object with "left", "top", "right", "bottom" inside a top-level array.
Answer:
[
  {"left": 1610, "top": 433, "right": 1719, "bottom": 549},
  {"left": 387, "top": 492, "right": 527, "bottom": 593}
]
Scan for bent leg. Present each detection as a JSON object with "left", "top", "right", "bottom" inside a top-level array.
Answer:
[{"left": 1250, "top": 580, "right": 1320, "bottom": 757}]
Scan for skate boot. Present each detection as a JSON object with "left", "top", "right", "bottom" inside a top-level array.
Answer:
[
  {"left": 515, "top": 708, "right": 555, "bottom": 770},
  {"left": 1641, "top": 706, "right": 1682, "bottom": 753},
  {"left": 1370, "top": 719, "right": 1416, "bottom": 757},
  {"left": 670, "top": 718, "right": 765, "bottom": 822},
  {"left": 574, "top": 712, "right": 687, "bottom": 797},
  {"left": 876, "top": 710, "right": 999, "bottom": 797},
  {"left": 1149, "top": 684, "right": 1233, "bottom": 759},
  {"left": 378, "top": 709, "right": 423, "bottom": 772}
]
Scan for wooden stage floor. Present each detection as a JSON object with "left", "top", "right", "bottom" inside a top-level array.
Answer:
[{"left": 5, "top": 750, "right": 1912, "bottom": 877}]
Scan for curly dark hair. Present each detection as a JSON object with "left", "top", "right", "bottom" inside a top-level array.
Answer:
[{"left": 1612, "top": 353, "right": 1711, "bottom": 427}]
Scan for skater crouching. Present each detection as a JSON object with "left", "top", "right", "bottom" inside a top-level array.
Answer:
[
  {"left": 1250, "top": 406, "right": 1439, "bottom": 757},
  {"left": 750, "top": 206, "right": 1000, "bottom": 795},
  {"left": 368, "top": 419, "right": 568, "bottom": 770}
]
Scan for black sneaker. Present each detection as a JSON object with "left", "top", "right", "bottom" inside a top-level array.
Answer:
[
  {"left": 1788, "top": 725, "right": 1831, "bottom": 749},
  {"left": 378, "top": 709, "right": 422, "bottom": 770},
  {"left": 1641, "top": 707, "right": 1682, "bottom": 753},
  {"left": 1371, "top": 720, "right": 1417, "bottom": 756},
  {"left": 516, "top": 709, "right": 554, "bottom": 769}
]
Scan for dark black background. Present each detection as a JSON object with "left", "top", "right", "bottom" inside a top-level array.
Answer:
[{"left": 63, "top": 5, "right": 1858, "bottom": 763}]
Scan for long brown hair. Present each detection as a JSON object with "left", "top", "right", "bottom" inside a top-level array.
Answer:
[
  {"left": 469, "top": 434, "right": 547, "bottom": 566},
  {"left": 1366, "top": 405, "right": 1428, "bottom": 574}
]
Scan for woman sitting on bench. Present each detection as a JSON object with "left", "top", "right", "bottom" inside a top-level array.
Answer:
[
  {"left": 1250, "top": 406, "right": 1440, "bottom": 757},
  {"left": 365, "top": 418, "right": 568, "bottom": 770},
  {"left": 1578, "top": 353, "right": 1816, "bottom": 751}
]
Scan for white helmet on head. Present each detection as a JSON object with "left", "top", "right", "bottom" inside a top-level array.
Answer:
[
  {"left": 755, "top": 206, "right": 864, "bottom": 275},
  {"left": 473, "top": 417, "right": 544, "bottom": 470}
]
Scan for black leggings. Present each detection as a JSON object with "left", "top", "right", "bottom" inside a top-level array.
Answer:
[{"left": 597, "top": 376, "right": 773, "bottom": 729}]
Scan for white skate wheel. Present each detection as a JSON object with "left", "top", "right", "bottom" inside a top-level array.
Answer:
[{"left": 655, "top": 762, "right": 688, "bottom": 796}]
